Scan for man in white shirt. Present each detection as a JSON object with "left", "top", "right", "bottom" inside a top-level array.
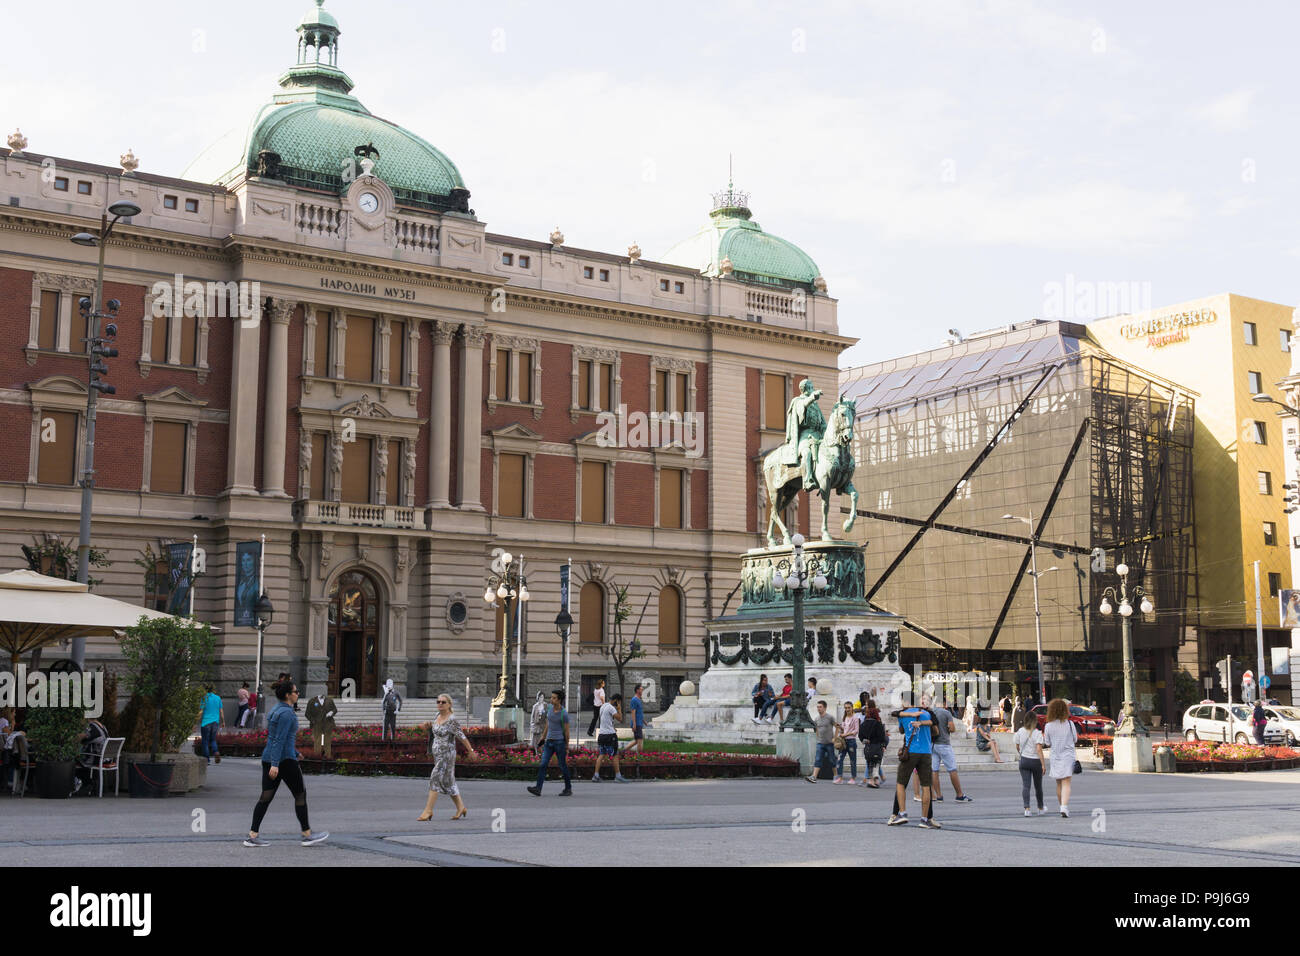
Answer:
[{"left": 591, "top": 693, "right": 629, "bottom": 783}]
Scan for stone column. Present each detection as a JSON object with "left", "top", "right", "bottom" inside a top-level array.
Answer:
[
  {"left": 456, "top": 324, "right": 485, "bottom": 510},
  {"left": 226, "top": 305, "right": 262, "bottom": 495},
  {"left": 428, "top": 320, "right": 455, "bottom": 508},
  {"left": 262, "top": 298, "right": 294, "bottom": 497}
]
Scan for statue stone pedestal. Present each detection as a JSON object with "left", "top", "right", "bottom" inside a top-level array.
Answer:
[{"left": 652, "top": 542, "right": 908, "bottom": 752}]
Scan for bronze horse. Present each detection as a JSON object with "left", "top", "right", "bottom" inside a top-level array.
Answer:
[{"left": 763, "top": 396, "right": 859, "bottom": 546}]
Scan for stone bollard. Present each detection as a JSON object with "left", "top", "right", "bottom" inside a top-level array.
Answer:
[{"left": 1154, "top": 745, "right": 1176, "bottom": 773}]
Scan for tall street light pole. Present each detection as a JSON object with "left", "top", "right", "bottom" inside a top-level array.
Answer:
[
  {"left": 68, "top": 200, "right": 141, "bottom": 667},
  {"left": 484, "top": 550, "right": 529, "bottom": 731},
  {"left": 1004, "top": 511, "right": 1057, "bottom": 705},
  {"left": 1099, "top": 562, "right": 1154, "bottom": 773},
  {"left": 771, "top": 534, "right": 828, "bottom": 734}
]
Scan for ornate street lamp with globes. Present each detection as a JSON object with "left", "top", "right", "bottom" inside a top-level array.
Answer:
[
  {"left": 770, "top": 533, "right": 829, "bottom": 733},
  {"left": 484, "top": 551, "right": 529, "bottom": 730},
  {"left": 1099, "top": 562, "right": 1154, "bottom": 772}
]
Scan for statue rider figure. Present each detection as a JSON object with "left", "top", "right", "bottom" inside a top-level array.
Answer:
[{"left": 782, "top": 378, "right": 825, "bottom": 491}]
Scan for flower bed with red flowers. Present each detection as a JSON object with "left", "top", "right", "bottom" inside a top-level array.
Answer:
[
  {"left": 295, "top": 745, "right": 799, "bottom": 780},
  {"left": 216, "top": 724, "right": 515, "bottom": 757},
  {"left": 1095, "top": 740, "right": 1300, "bottom": 771}
]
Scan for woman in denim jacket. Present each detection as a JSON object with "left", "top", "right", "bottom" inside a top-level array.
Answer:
[{"left": 243, "top": 680, "right": 329, "bottom": 847}]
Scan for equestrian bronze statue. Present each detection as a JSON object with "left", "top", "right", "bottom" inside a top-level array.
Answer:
[{"left": 762, "top": 379, "right": 859, "bottom": 547}]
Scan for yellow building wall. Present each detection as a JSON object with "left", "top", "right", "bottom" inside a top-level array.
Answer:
[{"left": 1089, "top": 293, "right": 1295, "bottom": 629}]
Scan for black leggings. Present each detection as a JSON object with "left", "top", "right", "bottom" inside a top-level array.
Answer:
[
  {"left": 250, "top": 760, "right": 310, "bottom": 834},
  {"left": 1019, "top": 757, "right": 1044, "bottom": 810}
]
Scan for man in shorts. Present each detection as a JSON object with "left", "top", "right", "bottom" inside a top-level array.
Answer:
[
  {"left": 913, "top": 696, "right": 971, "bottom": 803},
  {"left": 624, "top": 684, "right": 647, "bottom": 754},
  {"left": 888, "top": 703, "right": 939, "bottom": 829},
  {"left": 591, "top": 693, "right": 629, "bottom": 783}
]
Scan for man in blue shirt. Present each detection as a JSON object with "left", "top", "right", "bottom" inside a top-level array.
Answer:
[
  {"left": 199, "top": 684, "right": 224, "bottom": 765},
  {"left": 625, "top": 684, "right": 647, "bottom": 754},
  {"left": 888, "top": 703, "right": 939, "bottom": 829},
  {"left": 527, "top": 690, "right": 573, "bottom": 797}
]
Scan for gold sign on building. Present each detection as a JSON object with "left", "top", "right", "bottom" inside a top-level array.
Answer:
[{"left": 1118, "top": 309, "right": 1218, "bottom": 349}]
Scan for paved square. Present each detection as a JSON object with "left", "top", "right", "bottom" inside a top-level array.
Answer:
[{"left": 3, "top": 758, "right": 1298, "bottom": 866}]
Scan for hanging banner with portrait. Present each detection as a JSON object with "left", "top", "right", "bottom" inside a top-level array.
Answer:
[
  {"left": 165, "top": 542, "right": 194, "bottom": 616},
  {"left": 1280, "top": 589, "right": 1300, "bottom": 629},
  {"left": 234, "top": 540, "right": 262, "bottom": 627}
]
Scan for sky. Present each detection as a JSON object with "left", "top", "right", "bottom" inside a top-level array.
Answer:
[{"left": 6, "top": 0, "right": 1299, "bottom": 367}]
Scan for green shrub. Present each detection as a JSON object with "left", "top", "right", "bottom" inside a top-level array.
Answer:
[
  {"left": 119, "top": 685, "right": 205, "bottom": 754},
  {"left": 25, "top": 704, "right": 87, "bottom": 762},
  {"left": 119, "top": 615, "right": 215, "bottom": 761}
]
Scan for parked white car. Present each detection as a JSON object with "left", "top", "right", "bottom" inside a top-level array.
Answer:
[
  {"left": 1261, "top": 705, "right": 1300, "bottom": 746},
  {"left": 1182, "top": 703, "right": 1283, "bottom": 744}
]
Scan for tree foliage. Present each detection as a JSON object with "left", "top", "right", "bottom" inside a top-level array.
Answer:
[{"left": 120, "top": 615, "right": 215, "bottom": 762}]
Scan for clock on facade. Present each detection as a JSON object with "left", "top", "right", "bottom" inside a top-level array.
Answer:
[{"left": 357, "top": 191, "right": 379, "bottom": 214}]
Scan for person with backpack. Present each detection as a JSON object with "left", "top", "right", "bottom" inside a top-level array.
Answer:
[
  {"left": 1252, "top": 701, "right": 1268, "bottom": 746},
  {"left": 887, "top": 704, "right": 938, "bottom": 828},
  {"left": 382, "top": 679, "right": 402, "bottom": 741},
  {"left": 858, "top": 703, "right": 889, "bottom": 787}
]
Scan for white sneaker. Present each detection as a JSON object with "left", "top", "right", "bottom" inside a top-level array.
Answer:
[
  {"left": 1061, "top": 807, "right": 1069, "bottom": 818},
  {"left": 1024, "top": 809, "right": 1032, "bottom": 817},
  {"left": 913, "top": 796, "right": 922, "bottom": 803},
  {"left": 751, "top": 717, "right": 761, "bottom": 724},
  {"left": 833, "top": 776, "right": 843, "bottom": 784},
  {"left": 764, "top": 717, "right": 774, "bottom": 723}
]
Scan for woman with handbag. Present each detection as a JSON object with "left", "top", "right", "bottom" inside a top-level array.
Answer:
[
  {"left": 417, "top": 694, "right": 477, "bottom": 821},
  {"left": 834, "top": 701, "right": 860, "bottom": 784},
  {"left": 1041, "top": 698, "right": 1078, "bottom": 818},
  {"left": 858, "top": 704, "right": 888, "bottom": 787}
]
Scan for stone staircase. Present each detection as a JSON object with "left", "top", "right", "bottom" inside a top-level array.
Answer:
[{"left": 292, "top": 697, "right": 481, "bottom": 730}]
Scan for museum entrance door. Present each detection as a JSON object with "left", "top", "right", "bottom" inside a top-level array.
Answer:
[{"left": 327, "top": 570, "right": 381, "bottom": 697}]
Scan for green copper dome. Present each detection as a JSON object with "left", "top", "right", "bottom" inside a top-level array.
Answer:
[
  {"left": 183, "top": 0, "right": 471, "bottom": 215},
  {"left": 661, "top": 184, "right": 821, "bottom": 291}
]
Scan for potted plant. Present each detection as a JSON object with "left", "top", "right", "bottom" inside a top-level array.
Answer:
[
  {"left": 119, "top": 614, "right": 215, "bottom": 797},
  {"left": 25, "top": 702, "right": 86, "bottom": 798}
]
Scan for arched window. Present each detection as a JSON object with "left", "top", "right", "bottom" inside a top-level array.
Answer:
[
  {"left": 580, "top": 581, "right": 605, "bottom": 645},
  {"left": 658, "top": 585, "right": 682, "bottom": 647}
]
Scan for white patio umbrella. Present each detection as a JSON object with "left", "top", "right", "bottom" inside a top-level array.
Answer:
[{"left": 0, "top": 569, "right": 193, "bottom": 670}]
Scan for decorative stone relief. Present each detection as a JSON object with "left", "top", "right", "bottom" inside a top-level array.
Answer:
[
  {"left": 394, "top": 543, "right": 409, "bottom": 584},
  {"left": 119, "top": 149, "right": 139, "bottom": 174},
  {"left": 628, "top": 242, "right": 641, "bottom": 262},
  {"left": 461, "top": 325, "right": 487, "bottom": 348},
  {"left": 8, "top": 129, "right": 28, "bottom": 154},
  {"left": 549, "top": 227, "right": 565, "bottom": 247}
]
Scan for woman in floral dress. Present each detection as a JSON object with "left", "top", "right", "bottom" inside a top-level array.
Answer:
[{"left": 417, "top": 694, "right": 476, "bottom": 821}]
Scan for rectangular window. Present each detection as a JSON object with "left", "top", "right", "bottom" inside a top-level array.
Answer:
[
  {"left": 1265, "top": 522, "right": 1277, "bottom": 546},
  {"left": 518, "top": 254, "right": 530, "bottom": 269},
  {"left": 518, "top": 352, "right": 533, "bottom": 403},
  {"left": 674, "top": 281, "right": 684, "bottom": 294},
  {"left": 309, "top": 433, "right": 327, "bottom": 499},
  {"left": 314, "top": 310, "right": 332, "bottom": 377},
  {"left": 659, "top": 279, "right": 669, "bottom": 292},
  {"left": 54, "top": 177, "right": 69, "bottom": 191},
  {"left": 583, "top": 266, "right": 594, "bottom": 279},
  {"left": 150, "top": 307, "right": 169, "bottom": 363},
  {"left": 675, "top": 372, "right": 689, "bottom": 413},
  {"left": 655, "top": 370, "right": 669, "bottom": 414},
  {"left": 344, "top": 315, "right": 375, "bottom": 381},
  {"left": 179, "top": 315, "right": 197, "bottom": 366},
  {"left": 1269, "top": 572, "right": 1282, "bottom": 598},
  {"left": 498, "top": 453, "right": 525, "bottom": 518},
  {"left": 1253, "top": 421, "right": 1268, "bottom": 445},
  {"left": 1283, "top": 329, "right": 1292, "bottom": 352},
  {"left": 388, "top": 319, "right": 405, "bottom": 384},
  {"left": 1244, "top": 322, "right": 1257, "bottom": 346},
  {"left": 502, "top": 252, "right": 514, "bottom": 266},
  {"left": 579, "top": 360, "right": 592, "bottom": 410},
  {"left": 1259, "top": 471, "right": 1272, "bottom": 495},
  {"left": 163, "top": 195, "right": 178, "bottom": 210},
  {"left": 764, "top": 373, "right": 786, "bottom": 430},
  {"left": 1248, "top": 371, "right": 1263, "bottom": 394},
  {"left": 599, "top": 363, "right": 612, "bottom": 411},
  {"left": 77, "top": 181, "right": 92, "bottom": 195},
  {"left": 150, "top": 421, "right": 187, "bottom": 494},
  {"left": 385, "top": 440, "right": 402, "bottom": 505},
  {"left": 37, "top": 410, "right": 78, "bottom": 485},
  {"left": 496, "top": 348, "right": 511, "bottom": 400},
  {"left": 184, "top": 198, "right": 199, "bottom": 213},
  {"left": 581, "top": 460, "right": 606, "bottom": 523},
  {"left": 660, "top": 468, "right": 683, "bottom": 529},
  {"left": 38, "top": 290, "right": 59, "bottom": 351},
  {"left": 341, "top": 437, "right": 373, "bottom": 503},
  {"left": 599, "top": 269, "right": 609, "bottom": 282}
]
